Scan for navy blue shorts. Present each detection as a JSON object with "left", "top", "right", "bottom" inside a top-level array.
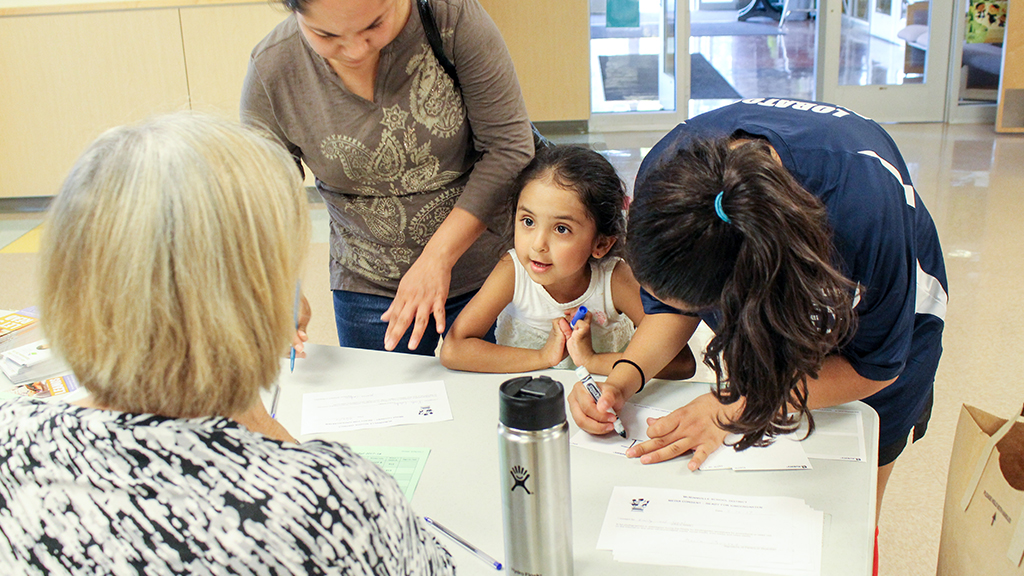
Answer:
[{"left": 877, "top": 389, "right": 933, "bottom": 467}]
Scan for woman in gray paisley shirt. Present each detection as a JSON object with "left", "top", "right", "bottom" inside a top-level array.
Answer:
[{"left": 241, "top": 0, "right": 533, "bottom": 354}]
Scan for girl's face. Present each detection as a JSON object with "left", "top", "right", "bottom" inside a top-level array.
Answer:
[
  {"left": 514, "top": 178, "right": 615, "bottom": 300},
  {"left": 296, "top": 0, "right": 409, "bottom": 71}
]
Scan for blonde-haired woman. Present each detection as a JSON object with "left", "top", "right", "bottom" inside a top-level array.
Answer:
[{"left": 0, "top": 113, "right": 454, "bottom": 575}]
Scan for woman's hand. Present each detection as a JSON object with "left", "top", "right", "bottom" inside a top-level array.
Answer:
[
  {"left": 381, "top": 252, "right": 452, "bottom": 352},
  {"left": 565, "top": 311, "right": 596, "bottom": 369},
  {"left": 625, "top": 392, "right": 742, "bottom": 470},
  {"left": 567, "top": 376, "right": 629, "bottom": 435},
  {"left": 381, "top": 208, "right": 486, "bottom": 352},
  {"left": 292, "top": 293, "right": 311, "bottom": 358}
]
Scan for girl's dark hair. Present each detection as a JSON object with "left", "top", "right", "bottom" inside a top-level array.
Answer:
[
  {"left": 627, "top": 137, "right": 857, "bottom": 450},
  {"left": 508, "top": 145, "right": 627, "bottom": 253}
]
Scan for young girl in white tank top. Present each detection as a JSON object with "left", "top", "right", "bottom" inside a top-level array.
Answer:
[{"left": 440, "top": 146, "right": 694, "bottom": 377}]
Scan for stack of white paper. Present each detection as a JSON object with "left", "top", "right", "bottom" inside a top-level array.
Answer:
[
  {"left": 800, "top": 408, "right": 868, "bottom": 462},
  {"left": 597, "top": 486, "right": 823, "bottom": 576},
  {"left": 0, "top": 339, "right": 69, "bottom": 384},
  {"left": 703, "top": 432, "right": 811, "bottom": 471}
]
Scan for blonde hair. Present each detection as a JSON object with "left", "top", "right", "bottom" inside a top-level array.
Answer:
[{"left": 39, "top": 113, "right": 309, "bottom": 418}]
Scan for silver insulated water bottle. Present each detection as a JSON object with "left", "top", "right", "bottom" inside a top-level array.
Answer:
[{"left": 498, "top": 376, "right": 573, "bottom": 576}]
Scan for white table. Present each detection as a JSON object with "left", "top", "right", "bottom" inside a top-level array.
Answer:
[{"left": 271, "top": 343, "right": 878, "bottom": 576}]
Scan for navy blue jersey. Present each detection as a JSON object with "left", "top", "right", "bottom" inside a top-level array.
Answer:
[{"left": 636, "top": 98, "right": 948, "bottom": 448}]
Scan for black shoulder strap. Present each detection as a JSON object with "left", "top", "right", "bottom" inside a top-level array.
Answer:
[{"left": 416, "top": 0, "right": 461, "bottom": 88}]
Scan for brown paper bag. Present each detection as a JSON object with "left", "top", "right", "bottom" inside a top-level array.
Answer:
[{"left": 937, "top": 404, "right": 1024, "bottom": 576}]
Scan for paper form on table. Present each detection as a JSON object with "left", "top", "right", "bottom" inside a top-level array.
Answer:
[
  {"left": 597, "top": 486, "right": 823, "bottom": 576},
  {"left": 570, "top": 401, "right": 811, "bottom": 471},
  {"left": 351, "top": 446, "right": 430, "bottom": 500},
  {"left": 301, "top": 380, "right": 452, "bottom": 435}
]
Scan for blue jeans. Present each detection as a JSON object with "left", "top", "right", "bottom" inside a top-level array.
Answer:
[{"left": 333, "top": 289, "right": 494, "bottom": 355}]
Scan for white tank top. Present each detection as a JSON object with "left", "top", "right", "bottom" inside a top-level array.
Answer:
[{"left": 495, "top": 249, "right": 635, "bottom": 370}]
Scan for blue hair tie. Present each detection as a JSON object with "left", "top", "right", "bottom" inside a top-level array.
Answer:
[{"left": 714, "top": 191, "right": 731, "bottom": 224}]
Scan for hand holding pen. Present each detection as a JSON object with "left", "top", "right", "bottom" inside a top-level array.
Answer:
[{"left": 576, "top": 365, "right": 627, "bottom": 438}]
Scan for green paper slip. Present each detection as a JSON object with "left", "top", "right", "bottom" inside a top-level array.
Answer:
[{"left": 352, "top": 446, "right": 430, "bottom": 500}]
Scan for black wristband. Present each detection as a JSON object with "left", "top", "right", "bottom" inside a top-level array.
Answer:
[{"left": 613, "top": 359, "right": 646, "bottom": 393}]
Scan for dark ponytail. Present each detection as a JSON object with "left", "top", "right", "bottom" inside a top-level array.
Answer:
[{"left": 627, "top": 137, "right": 856, "bottom": 449}]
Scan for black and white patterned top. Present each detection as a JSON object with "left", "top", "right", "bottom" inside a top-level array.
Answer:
[{"left": 0, "top": 397, "right": 455, "bottom": 575}]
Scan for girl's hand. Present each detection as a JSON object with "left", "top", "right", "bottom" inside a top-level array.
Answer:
[
  {"left": 541, "top": 318, "right": 571, "bottom": 368},
  {"left": 382, "top": 253, "right": 452, "bottom": 352},
  {"left": 625, "top": 392, "right": 743, "bottom": 470},
  {"left": 565, "top": 310, "right": 595, "bottom": 368}
]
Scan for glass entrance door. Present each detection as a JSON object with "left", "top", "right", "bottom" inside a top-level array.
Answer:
[
  {"left": 589, "top": 0, "right": 688, "bottom": 131},
  {"left": 820, "top": 0, "right": 954, "bottom": 122},
  {"left": 588, "top": 0, "right": 954, "bottom": 129}
]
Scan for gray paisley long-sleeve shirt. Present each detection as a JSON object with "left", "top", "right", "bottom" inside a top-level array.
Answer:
[
  {"left": 241, "top": 0, "right": 533, "bottom": 298},
  {"left": 0, "top": 398, "right": 456, "bottom": 575}
]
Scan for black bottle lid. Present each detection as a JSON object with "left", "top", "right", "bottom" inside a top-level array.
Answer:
[{"left": 499, "top": 376, "right": 566, "bottom": 431}]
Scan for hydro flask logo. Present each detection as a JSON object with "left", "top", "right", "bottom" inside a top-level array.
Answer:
[{"left": 510, "top": 466, "right": 531, "bottom": 494}]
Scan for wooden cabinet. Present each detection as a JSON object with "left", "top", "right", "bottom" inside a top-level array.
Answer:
[
  {"left": 0, "top": 1, "right": 292, "bottom": 198},
  {"left": 180, "top": 3, "right": 290, "bottom": 118},
  {"left": 0, "top": 8, "right": 190, "bottom": 198},
  {"left": 0, "top": 0, "right": 588, "bottom": 198},
  {"left": 0, "top": 1, "right": 290, "bottom": 196},
  {"left": 479, "top": 0, "right": 589, "bottom": 124}
]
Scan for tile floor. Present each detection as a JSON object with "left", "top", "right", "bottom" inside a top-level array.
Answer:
[{"left": 2, "top": 119, "right": 1022, "bottom": 576}]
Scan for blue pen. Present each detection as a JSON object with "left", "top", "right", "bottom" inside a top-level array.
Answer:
[
  {"left": 270, "top": 383, "right": 281, "bottom": 420},
  {"left": 274, "top": 281, "right": 301, "bottom": 420},
  {"left": 570, "top": 305, "right": 587, "bottom": 327},
  {"left": 424, "top": 517, "right": 502, "bottom": 571},
  {"left": 290, "top": 280, "right": 301, "bottom": 372}
]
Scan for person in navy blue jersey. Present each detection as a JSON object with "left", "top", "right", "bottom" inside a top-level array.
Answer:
[{"left": 568, "top": 98, "right": 947, "bottom": 520}]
